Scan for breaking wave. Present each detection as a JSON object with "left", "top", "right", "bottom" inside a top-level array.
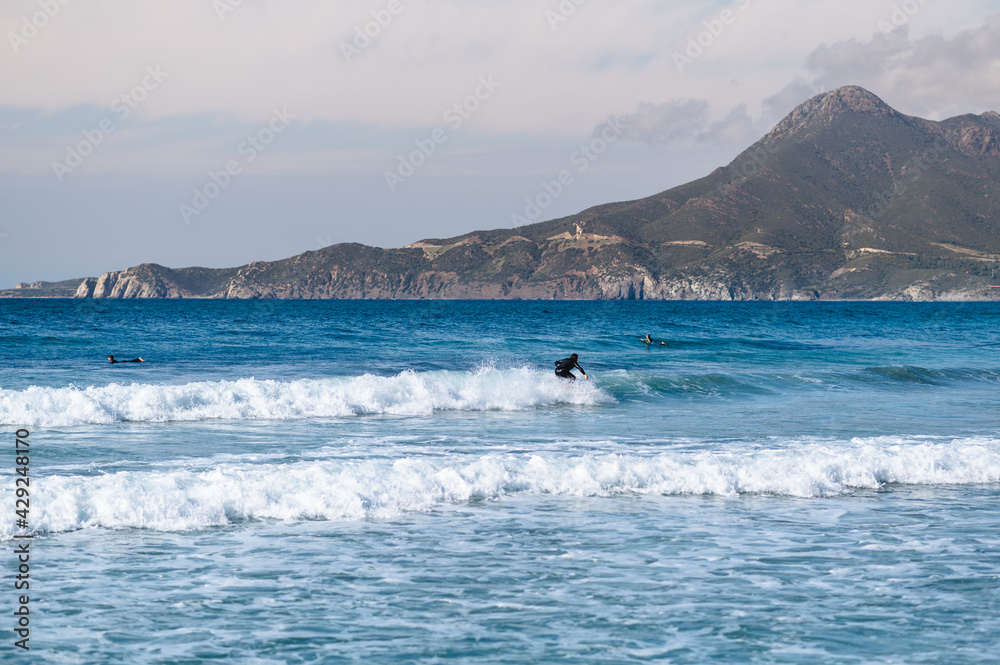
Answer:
[
  {"left": 5, "top": 438, "right": 999, "bottom": 536},
  {"left": 0, "top": 368, "right": 612, "bottom": 427}
]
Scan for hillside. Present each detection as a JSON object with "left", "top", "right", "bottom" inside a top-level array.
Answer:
[{"left": 6, "top": 85, "right": 1000, "bottom": 301}]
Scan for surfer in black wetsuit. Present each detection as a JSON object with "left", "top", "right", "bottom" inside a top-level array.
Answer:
[
  {"left": 554, "top": 353, "right": 588, "bottom": 381},
  {"left": 108, "top": 355, "right": 144, "bottom": 363},
  {"left": 642, "top": 334, "right": 666, "bottom": 346}
]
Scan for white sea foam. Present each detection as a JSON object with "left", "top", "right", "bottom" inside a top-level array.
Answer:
[
  {"left": 0, "top": 368, "right": 611, "bottom": 427},
  {"left": 5, "top": 439, "right": 999, "bottom": 537}
]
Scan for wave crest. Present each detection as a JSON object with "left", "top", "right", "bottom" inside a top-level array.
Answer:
[
  {"left": 6, "top": 440, "right": 999, "bottom": 536},
  {"left": 0, "top": 368, "right": 612, "bottom": 427}
]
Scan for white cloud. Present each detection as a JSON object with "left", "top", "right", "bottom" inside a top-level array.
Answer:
[
  {"left": 785, "top": 14, "right": 1000, "bottom": 120},
  {"left": 594, "top": 8, "right": 1000, "bottom": 150},
  {"left": 2, "top": 0, "right": 999, "bottom": 169},
  {"left": 0, "top": 0, "right": 688, "bottom": 134},
  {"left": 600, "top": 99, "right": 771, "bottom": 148},
  {"left": 602, "top": 99, "right": 710, "bottom": 145}
]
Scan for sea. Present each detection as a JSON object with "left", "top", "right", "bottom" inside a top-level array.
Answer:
[{"left": 1, "top": 299, "right": 999, "bottom": 664}]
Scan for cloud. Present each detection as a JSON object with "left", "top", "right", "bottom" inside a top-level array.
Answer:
[
  {"left": 600, "top": 99, "right": 771, "bottom": 147},
  {"left": 601, "top": 98, "right": 710, "bottom": 145},
  {"left": 0, "top": 0, "right": 690, "bottom": 135},
  {"left": 4, "top": 0, "right": 1000, "bottom": 176},
  {"left": 760, "top": 78, "right": 829, "bottom": 124},
  {"left": 701, "top": 104, "right": 767, "bottom": 145},
  {"left": 779, "top": 15, "right": 1000, "bottom": 119},
  {"left": 608, "top": 11, "right": 1000, "bottom": 150}
]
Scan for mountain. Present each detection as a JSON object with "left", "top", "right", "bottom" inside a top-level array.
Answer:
[{"left": 7, "top": 85, "right": 1000, "bottom": 301}]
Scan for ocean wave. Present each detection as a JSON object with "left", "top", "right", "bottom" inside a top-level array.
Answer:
[
  {"left": 0, "top": 368, "right": 612, "bottom": 427},
  {"left": 5, "top": 439, "right": 999, "bottom": 536},
  {"left": 598, "top": 370, "right": 774, "bottom": 397},
  {"left": 3, "top": 362, "right": 997, "bottom": 428},
  {"left": 850, "top": 365, "right": 1000, "bottom": 386},
  {"left": 601, "top": 365, "right": 1000, "bottom": 398}
]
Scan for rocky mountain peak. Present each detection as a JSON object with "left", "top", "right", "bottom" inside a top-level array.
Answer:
[
  {"left": 806, "top": 86, "right": 895, "bottom": 116},
  {"left": 761, "top": 86, "right": 899, "bottom": 143}
]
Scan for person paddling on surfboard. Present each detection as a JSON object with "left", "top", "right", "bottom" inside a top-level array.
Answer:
[
  {"left": 642, "top": 334, "right": 666, "bottom": 346},
  {"left": 554, "top": 353, "right": 588, "bottom": 381},
  {"left": 108, "top": 355, "right": 144, "bottom": 363}
]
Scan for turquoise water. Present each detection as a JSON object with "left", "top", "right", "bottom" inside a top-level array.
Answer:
[{"left": 2, "top": 300, "right": 1000, "bottom": 663}]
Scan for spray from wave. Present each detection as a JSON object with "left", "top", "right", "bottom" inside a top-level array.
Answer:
[
  {"left": 0, "top": 367, "right": 612, "bottom": 427},
  {"left": 5, "top": 439, "right": 999, "bottom": 537}
]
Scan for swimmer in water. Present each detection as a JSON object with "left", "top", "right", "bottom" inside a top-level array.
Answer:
[{"left": 108, "top": 355, "right": 144, "bottom": 363}]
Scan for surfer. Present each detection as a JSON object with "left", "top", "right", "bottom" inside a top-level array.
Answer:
[
  {"left": 642, "top": 334, "right": 666, "bottom": 346},
  {"left": 554, "top": 353, "right": 588, "bottom": 381},
  {"left": 108, "top": 355, "right": 144, "bottom": 363}
]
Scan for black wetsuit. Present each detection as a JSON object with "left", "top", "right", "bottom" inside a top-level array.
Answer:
[
  {"left": 109, "top": 357, "right": 142, "bottom": 364},
  {"left": 554, "top": 357, "right": 584, "bottom": 381}
]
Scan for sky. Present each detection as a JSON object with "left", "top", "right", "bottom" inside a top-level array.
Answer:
[{"left": 2, "top": 0, "right": 1000, "bottom": 288}]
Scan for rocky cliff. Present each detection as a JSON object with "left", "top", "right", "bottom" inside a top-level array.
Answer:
[{"left": 6, "top": 86, "right": 1000, "bottom": 301}]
